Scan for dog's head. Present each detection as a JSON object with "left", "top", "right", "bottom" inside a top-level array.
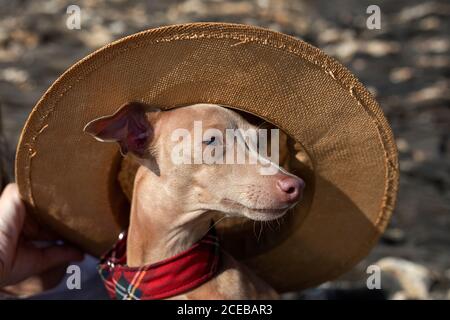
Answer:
[{"left": 85, "top": 102, "right": 304, "bottom": 221}]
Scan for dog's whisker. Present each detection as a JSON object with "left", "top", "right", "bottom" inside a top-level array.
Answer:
[
  {"left": 276, "top": 217, "right": 282, "bottom": 231},
  {"left": 203, "top": 215, "right": 227, "bottom": 237},
  {"left": 257, "top": 222, "right": 264, "bottom": 242},
  {"left": 256, "top": 121, "right": 268, "bottom": 130}
]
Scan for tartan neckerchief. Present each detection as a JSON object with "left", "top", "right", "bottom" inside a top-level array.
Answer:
[{"left": 97, "top": 228, "right": 220, "bottom": 300}]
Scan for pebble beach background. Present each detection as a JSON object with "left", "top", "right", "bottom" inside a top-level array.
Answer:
[{"left": 0, "top": 0, "right": 448, "bottom": 299}]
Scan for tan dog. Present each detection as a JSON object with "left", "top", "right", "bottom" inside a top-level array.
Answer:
[{"left": 85, "top": 103, "right": 304, "bottom": 299}]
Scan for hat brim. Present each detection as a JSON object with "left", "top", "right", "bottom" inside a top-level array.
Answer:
[{"left": 16, "top": 23, "right": 399, "bottom": 292}]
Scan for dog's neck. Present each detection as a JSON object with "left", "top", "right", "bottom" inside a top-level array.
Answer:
[{"left": 126, "top": 166, "right": 213, "bottom": 267}]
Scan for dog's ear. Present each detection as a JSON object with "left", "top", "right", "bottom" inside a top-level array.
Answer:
[{"left": 84, "top": 102, "right": 159, "bottom": 158}]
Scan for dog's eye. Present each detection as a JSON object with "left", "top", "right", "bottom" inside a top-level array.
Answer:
[{"left": 203, "top": 136, "right": 216, "bottom": 146}]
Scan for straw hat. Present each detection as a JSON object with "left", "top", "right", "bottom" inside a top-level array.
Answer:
[{"left": 15, "top": 23, "right": 399, "bottom": 292}]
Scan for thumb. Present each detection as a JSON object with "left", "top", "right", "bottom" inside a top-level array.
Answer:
[
  {"left": 4, "top": 242, "right": 84, "bottom": 286},
  {"left": 13, "top": 243, "right": 84, "bottom": 281},
  {"left": 0, "top": 184, "right": 26, "bottom": 262}
]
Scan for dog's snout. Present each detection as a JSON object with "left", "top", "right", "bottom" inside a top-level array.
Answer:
[{"left": 276, "top": 176, "right": 304, "bottom": 203}]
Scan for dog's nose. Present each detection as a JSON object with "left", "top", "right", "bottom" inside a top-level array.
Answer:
[{"left": 276, "top": 176, "right": 304, "bottom": 203}]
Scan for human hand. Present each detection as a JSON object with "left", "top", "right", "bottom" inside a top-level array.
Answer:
[{"left": 0, "top": 183, "right": 83, "bottom": 289}]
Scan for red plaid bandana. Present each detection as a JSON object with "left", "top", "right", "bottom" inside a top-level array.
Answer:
[{"left": 97, "top": 229, "right": 220, "bottom": 300}]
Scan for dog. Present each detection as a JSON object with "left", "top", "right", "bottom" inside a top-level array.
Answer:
[{"left": 85, "top": 103, "right": 305, "bottom": 299}]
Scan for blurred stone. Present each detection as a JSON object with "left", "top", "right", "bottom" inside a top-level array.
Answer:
[
  {"left": 399, "top": 159, "right": 415, "bottom": 173},
  {"left": 377, "top": 257, "right": 433, "bottom": 300},
  {"left": 256, "top": 0, "right": 270, "bottom": 9},
  {"left": 318, "top": 28, "right": 341, "bottom": 44},
  {"left": 326, "top": 39, "right": 400, "bottom": 60},
  {"left": 419, "top": 17, "right": 441, "bottom": 31},
  {"left": 351, "top": 58, "right": 366, "bottom": 72},
  {"left": 412, "top": 149, "right": 427, "bottom": 163},
  {"left": 170, "top": 0, "right": 254, "bottom": 18},
  {"left": 26, "top": 0, "right": 66, "bottom": 15},
  {"left": 78, "top": 25, "right": 113, "bottom": 48},
  {"left": 416, "top": 38, "right": 449, "bottom": 54},
  {"left": 0, "top": 67, "right": 29, "bottom": 85},
  {"left": 381, "top": 228, "right": 406, "bottom": 245},
  {"left": 389, "top": 67, "right": 414, "bottom": 83},
  {"left": 406, "top": 81, "right": 448, "bottom": 104},
  {"left": 10, "top": 29, "right": 39, "bottom": 48},
  {"left": 397, "top": 2, "right": 449, "bottom": 23},
  {"left": 325, "top": 39, "right": 358, "bottom": 60},
  {"left": 416, "top": 55, "right": 449, "bottom": 68},
  {"left": 396, "top": 138, "right": 410, "bottom": 153},
  {"left": 367, "top": 86, "right": 378, "bottom": 97},
  {"left": 109, "top": 21, "right": 126, "bottom": 35},
  {"left": 364, "top": 40, "right": 400, "bottom": 57}
]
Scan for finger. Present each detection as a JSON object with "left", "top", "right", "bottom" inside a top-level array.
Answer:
[
  {"left": 0, "top": 184, "right": 59, "bottom": 242},
  {"left": 32, "top": 245, "right": 84, "bottom": 275},
  {"left": 2, "top": 242, "right": 84, "bottom": 287},
  {"left": 0, "top": 183, "right": 26, "bottom": 258}
]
